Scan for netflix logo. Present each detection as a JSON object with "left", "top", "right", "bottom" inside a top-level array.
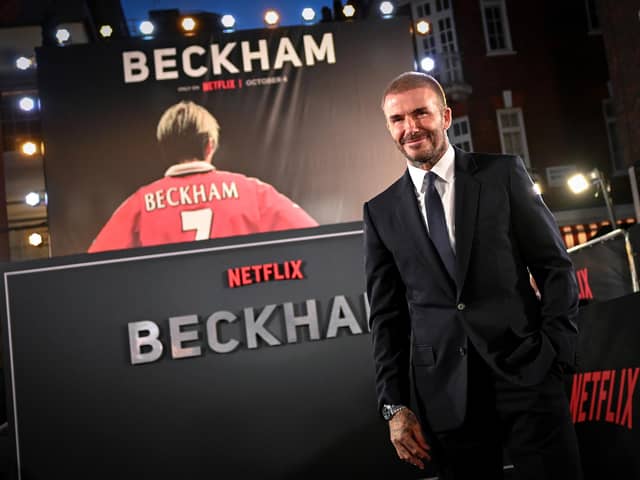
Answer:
[
  {"left": 569, "top": 368, "right": 639, "bottom": 429},
  {"left": 576, "top": 267, "right": 593, "bottom": 300},
  {"left": 227, "top": 259, "right": 304, "bottom": 288}
]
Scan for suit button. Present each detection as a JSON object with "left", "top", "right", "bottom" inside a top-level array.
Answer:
[
  {"left": 457, "top": 303, "right": 466, "bottom": 311},
  {"left": 458, "top": 346, "right": 467, "bottom": 356}
]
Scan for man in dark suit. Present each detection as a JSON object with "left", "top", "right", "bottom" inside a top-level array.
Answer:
[{"left": 364, "top": 72, "right": 581, "bottom": 479}]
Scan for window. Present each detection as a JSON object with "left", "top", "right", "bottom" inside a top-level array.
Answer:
[
  {"left": 497, "top": 108, "right": 530, "bottom": 167},
  {"left": 480, "top": 0, "right": 514, "bottom": 55},
  {"left": 449, "top": 116, "right": 473, "bottom": 152},
  {"left": 585, "top": 0, "right": 601, "bottom": 33},
  {"left": 603, "top": 99, "right": 624, "bottom": 175}
]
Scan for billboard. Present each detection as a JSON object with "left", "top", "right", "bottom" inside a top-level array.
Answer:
[{"left": 36, "top": 19, "right": 413, "bottom": 256}]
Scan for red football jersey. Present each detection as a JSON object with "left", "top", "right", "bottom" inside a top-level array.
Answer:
[{"left": 88, "top": 162, "right": 318, "bottom": 253}]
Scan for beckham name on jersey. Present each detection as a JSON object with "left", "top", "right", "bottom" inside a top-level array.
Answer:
[
  {"left": 123, "top": 33, "right": 336, "bottom": 84},
  {"left": 144, "top": 181, "right": 239, "bottom": 212}
]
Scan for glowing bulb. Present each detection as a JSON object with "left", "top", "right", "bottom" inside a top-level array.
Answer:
[
  {"left": 181, "top": 17, "right": 196, "bottom": 32},
  {"left": 221, "top": 14, "right": 236, "bottom": 29},
  {"left": 420, "top": 56, "right": 435, "bottom": 72},
  {"left": 19, "top": 97, "right": 36, "bottom": 112},
  {"left": 25, "top": 192, "right": 41, "bottom": 207},
  {"left": 567, "top": 174, "right": 590, "bottom": 194},
  {"left": 301, "top": 7, "right": 316, "bottom": 22},
  {"left": 343, "top": 4, "right": 356, "bottom": 18},
  {"left": 16, "top": 56, "right": 32, "bottom": 70},
  {"left": 55, "top": 28, "right": 71, "bottom": 44},
  {"left": 28, "top": 233, "right": 43, "bottom": 247},
  {"left": 21, "top": 141, "right": 37, "bottom": 156},
  {"left": 264, "top": 10, "right": 280, "bottom": 26},
  {"left": 416, "top": 20, "right": 431, "bottom": 35},
  {"left": 139, "top": 20, "right": 154, "bottom": 35},
  {"left": 99, "top": 25, "right": 113, "bottom": 38},
  {"left": 380, "top": 1, "right": 395, "bottom": 17}
]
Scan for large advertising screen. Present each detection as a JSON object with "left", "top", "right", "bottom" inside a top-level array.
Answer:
[{"left": 36, "top": 19, "right": 413, "bottom": 256}]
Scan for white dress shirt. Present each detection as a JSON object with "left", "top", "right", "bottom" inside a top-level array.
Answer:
[{"left": 407, "top": 144, "right": 456, "bottom": 252}]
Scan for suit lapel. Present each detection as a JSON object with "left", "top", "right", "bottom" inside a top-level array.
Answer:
[
  {"left": 395, "top": 170, "right": 456, "bottom": 292},
  {"left": 454, "top": 148, "right": 480, "bottom": 296}
]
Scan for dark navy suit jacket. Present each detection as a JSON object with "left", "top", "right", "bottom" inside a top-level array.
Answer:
[{"left": 364, "top": 147, "right": 579, "bottom": 432}]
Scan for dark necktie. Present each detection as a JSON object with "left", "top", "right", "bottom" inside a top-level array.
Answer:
[{"left": 424, "top": 171, "right": 456, "bottom": 281}]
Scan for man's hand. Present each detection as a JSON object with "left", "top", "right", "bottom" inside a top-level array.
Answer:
[{"left": 388, "top": 408, "right": 431, "bottom": 469}]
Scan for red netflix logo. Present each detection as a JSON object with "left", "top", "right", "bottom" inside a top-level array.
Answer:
[
  {"left": 227, "top": 259, "right": 304, "bottom": 288},
  {"left": 576, "top": 268, "right": 593, "bottom": 300},
  {"left": 569, "top": 368, "right": 639, "bottom": 429}
]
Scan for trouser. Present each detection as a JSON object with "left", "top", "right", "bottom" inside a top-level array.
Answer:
[{"left": 432, "top": 344, "right": 583, "bottom": 480}]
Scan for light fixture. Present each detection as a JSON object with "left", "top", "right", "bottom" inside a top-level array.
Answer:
[
  {"left": 420, "top": 56, "right": 435, "bottom": 72},
  {"left": 55, "top": 28, "right": 71, "bottom": 45},
  {"left": 415, "top": 19, "right": 431, "bottom": 35},
  {"left": 19, "top": 97, "right": 36, "bottom": 112},
  {"left": 301, "top": 7, "right": 316, "bottom": 22},
  {"left": 16, "top": 56, "right": 33, "bottom": 70},
  {"left": 99, "top": 25, "right": 113, "bottom": 38},
  {"left": 533, "top": 182, "right": 542, "bottom": 195},
  {"left": 264, "top": 9, "right": 280, "bottom": 27},
  {"left": 21, "top": 141, "right": 38, "bottom": 156},
  {"left": 568, "top": 168, "right": 617, "bottom": 227},
  {"left": 139, "top": 20, "right": 155, "bottom": 36},
  {"left": 28, "top": 232, "right": 43, "bottom": 247},
  {"left": 181, "top": 17, "right": 197, "bottom": 32},
  {"left": 25, "top": 192, "right": 41, "bottom": 207},
  {"left": 342, "top": 4, "right": 356, "bottom": 18},
  {"left": 379, "top": 1, "right": 395, "bottom": 17},
  {"left": 221, "top": 14, "right": 236, "bottom": 30}
]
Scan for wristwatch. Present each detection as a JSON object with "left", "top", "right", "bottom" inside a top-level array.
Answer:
[{"left": 382, "top": 404, "right": 406, "bottom": 421}]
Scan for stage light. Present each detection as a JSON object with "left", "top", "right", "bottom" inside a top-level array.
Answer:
[
  {"left": 28, "top": 232, "right": 43, "bottom": 247},
  {"left": 342, "top": 4, "right": 356, "bottom": 18},
  {"left": 567, "top": 173, "right": 589, "bottom": 194},
  {"left": 264, "top": 9, "right": 280, "bottom": 27},
  {"left": 420, "top": 56, "right": 435, "bottom": 72},
  {"left": 19, "top": 97, "right": 36, "bottom": 112},
  {"left": 16, "top": 56, "right": 32, "bottom": 70},
  {"left": 139, "top": 20, "right": 155, "bottom": 36},
  {"left": 221, "top": 14, "right": 236, "bottom": 29},
  {"left": 21, "top": 141, "right": 38, "bottom": 156},
  {"left": 301, "top": 7, "right": 316, "bottom": 22},
  {"left": 25, "top": 192, "right": 41, "bottom": 207},
  {"left": 55, "top": 28, "right": 71, "bottom": 45},
  {"left": 379, "top": 1, "right": 395, "bottom": 17},
  {"left": 415, "top": 19, "right": 431, "bottom": 35},
  {"left": 99, "top": 25, "right": 113, "bottom": 38},
  {"left": 181, "top": 17, "right": 196, "bottom": 32}
]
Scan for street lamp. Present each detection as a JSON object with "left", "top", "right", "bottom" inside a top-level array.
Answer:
[{"left": 567, "top": 168, "right": 617, "bottom": 228}]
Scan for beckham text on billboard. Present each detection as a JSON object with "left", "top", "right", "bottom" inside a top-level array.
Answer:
[{"left": 122, "top": 32, "right": 337, "bottom": 83}]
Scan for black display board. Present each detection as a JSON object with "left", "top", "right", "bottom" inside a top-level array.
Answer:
[{"left": 1, "top": 223, "right": 428, "bottom": 479}]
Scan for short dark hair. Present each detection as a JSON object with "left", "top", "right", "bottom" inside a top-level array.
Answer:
[
  {"left": 381, "top": 72, "right": 447, "bottom": 110},
  {"left": 156, "top": 101, "right": 220, "bottom": 162}
]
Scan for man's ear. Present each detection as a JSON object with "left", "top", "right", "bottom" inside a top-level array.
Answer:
[
  {"left": 204, "top": 138, "right": 216, "bottom": 161},
  {"left": 443, "top": 107, "right": 452, "bottom": 130}
]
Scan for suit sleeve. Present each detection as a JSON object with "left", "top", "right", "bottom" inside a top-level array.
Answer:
[
  {"left": 364, "top": 202, "right": 411, "bottom": 415},
  {"left": 508, "top": 157, "right": 579, "bottom": 369},
  {"left": 87, "top": 193, "right": 141, "bottom": 253}
]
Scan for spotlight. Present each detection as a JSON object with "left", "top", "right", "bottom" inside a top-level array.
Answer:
[
  {"left": 533, "top": 183, "right": 542, "bottom": 195},
  {"left": 379, "top": 1, "right": 395, "bottom": 17},
  {"left": 420, "top": 56, "right": 435, "bottom": 72},
  {"left": 99, "top": 25, "right": 113, "bottom": 38},
  {"left": 567, "top": 173, "right": 589, "bottom": 194},
  {"left": 28, "top": 233, "right": 43, "bottom": 247},
  {"left": 55, "top": 28, "right": 71, "bottom": 45},
  {"left": 21, "top": 141, "right": 38, "bottom": 156},
  {"left": 221, "top": 14, "right": 236, "bottom": 30},
  {"left": 139, "top": 20, "right": 155, "bottom": 36},
  {"left": 25, "top": 192, "right": 41, "bottom": 207},
  {"left": 415, "top": 19, "right": 431, "bottom": 35},
  {"left": 19, "top": 97, "right": 36, "bottom": 112},
  {"left": 16, "top": 56, "right": 33, "bottom": 70},
  {"left": 301, "top": 7, "right": 316, "bottom": 22},
  {"left": 343, "top": 4, "right": 356, "bottom": 18},
  {"left": 264, "top": 9, "right": 280, "bottom": 27},
  {"left": 181, "top": 17, "right": 196, "bottom": 32}
]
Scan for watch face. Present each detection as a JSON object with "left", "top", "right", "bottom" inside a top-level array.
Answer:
[{"left": 382, "top": 405, "right": 392, "bottom": 420}]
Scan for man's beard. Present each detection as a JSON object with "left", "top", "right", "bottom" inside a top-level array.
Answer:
[{"left": 396, "top": 130, "right": 447, "bottom": 169}]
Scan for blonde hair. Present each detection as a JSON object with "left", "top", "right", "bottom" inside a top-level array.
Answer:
[{"left": 156, "top": 101, "right": 220, "bottom": 162}]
